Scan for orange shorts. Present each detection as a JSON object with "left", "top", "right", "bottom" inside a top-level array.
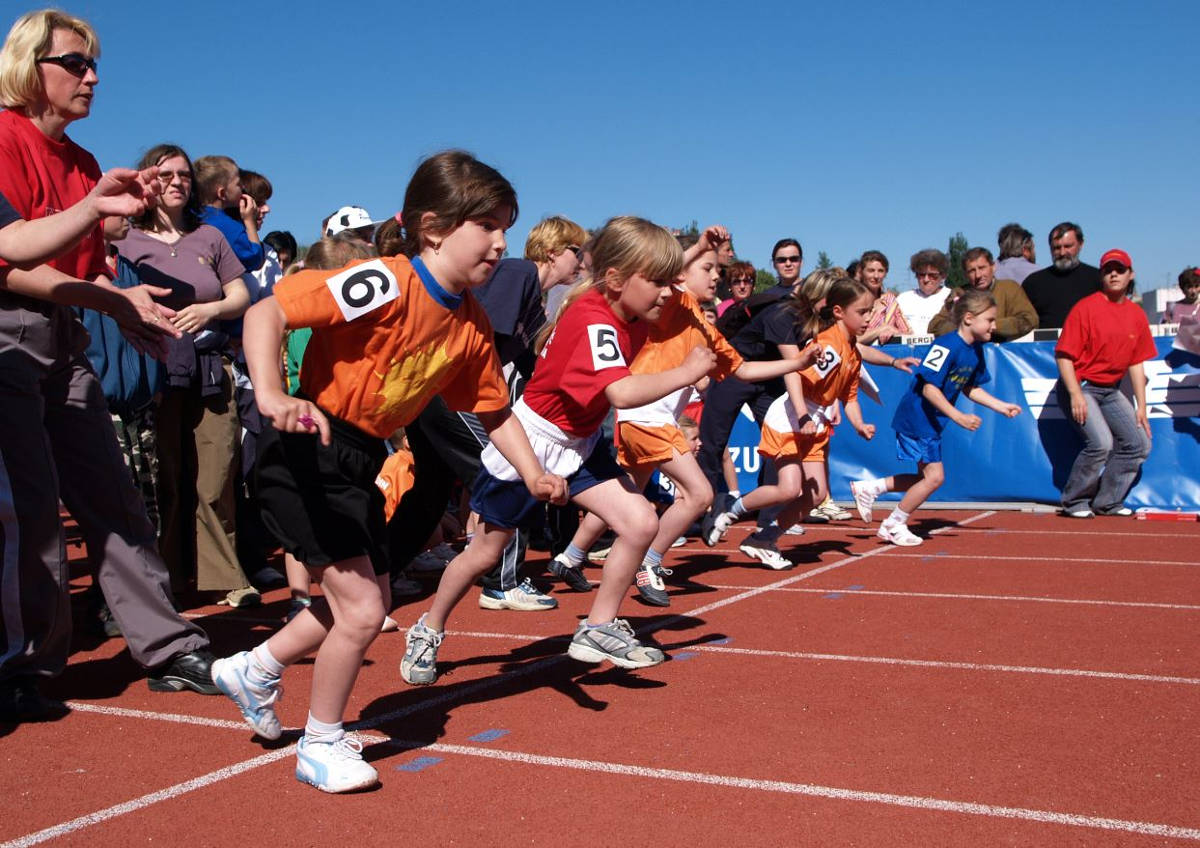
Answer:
[
  {"left": 375, "top": 448, "right": 415, "bottom": 521},
  {"left": 757, "top": 425, "right": 830, "bottom": 463},
  {"left": 616, "top": 422, "right": 691, "bottom": 471}
]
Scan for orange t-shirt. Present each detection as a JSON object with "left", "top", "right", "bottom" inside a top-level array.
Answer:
[
  {"left": 274, "top": 255, "right": 508, "bottom": 438},
  {"left": 617, "top": 286, "right": 744, "bottom": 426},
  {"left": 801, "top": 323, "right": 861, "bottom": 407}
]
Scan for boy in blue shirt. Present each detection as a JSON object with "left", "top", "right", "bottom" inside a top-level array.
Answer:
[{"left": 194, "top": 154, "right": 264, "bottom": 272}]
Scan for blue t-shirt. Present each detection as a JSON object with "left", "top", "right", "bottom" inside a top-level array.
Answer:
[
  {"left": 891, "top": 331, "right": 990, "bottom": 438},
  {"left": 198, "top": 206, "right": 264, "bottom": 271}
]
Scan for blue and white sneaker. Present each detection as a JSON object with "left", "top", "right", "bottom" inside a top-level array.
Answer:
[
  {"left": 478, "top": 578, "right": 558, "bottom": 611},
  {"left": 211, "top": 651, "right": 283, "bottom": 740},
  {"left": 295, "top": 734, "right": 378, "bottom": 793}
]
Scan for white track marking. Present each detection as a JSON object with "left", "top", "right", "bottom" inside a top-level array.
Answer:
[
  {"left": 66, "top": 702, "right": 249, "bottom": 730},
  {"left": 702, "top": 585, "right": 1200, "bottom": 611},
  {"left": 383, "top": 738, "right": 1200, "bottom": 842},
  {"left": 880, "top": 554, "right": 1200, "bottom": 567},
  {"left": 0, "top": 747, "right": 296, "bottom": 848},
  {"left": 690, "top": 645, "right": 1200, "bottom": 685}
]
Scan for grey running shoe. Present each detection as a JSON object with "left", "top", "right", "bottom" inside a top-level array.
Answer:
[
  {"left": 548, "top": 553, "right": 593, "bottom": 592},
  {"left": 401, "top": 615, "right": 444, "bottom": 685},
  {"left": 567, "top": 618, "right": 666, "bottom": 668},
  {"left": 634, "top": 562, "right": 672, "bottom": 607},
  {"left": 211, "top": 651, "right": 283, "bottom": 740}
]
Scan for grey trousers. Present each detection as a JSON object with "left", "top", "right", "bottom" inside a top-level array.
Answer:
[{"left": 0, "top": 299, "right": 207, "bottom": 681}]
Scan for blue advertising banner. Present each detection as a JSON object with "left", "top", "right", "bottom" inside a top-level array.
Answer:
[{"left": 725, "top": 337, "right": 1200, "bottom": 509}]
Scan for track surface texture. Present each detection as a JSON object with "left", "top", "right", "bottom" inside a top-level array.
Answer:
[{"left": 4, "top": 509, "right": 1198, "bottom": 847}]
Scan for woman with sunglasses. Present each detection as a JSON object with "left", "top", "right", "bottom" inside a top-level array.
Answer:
[
  {"left": 717, "top": 260, "right": 756, "bottom": 317},
  {"left": 0, "top": 9, "right": 222, "bottom": 720}
]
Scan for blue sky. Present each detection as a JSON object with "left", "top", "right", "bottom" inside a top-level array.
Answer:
[{"left": 54, "top": 0, "right": 1199, "bottom": 292}]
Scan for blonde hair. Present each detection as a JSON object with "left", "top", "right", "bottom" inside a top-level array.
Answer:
[
  {"left": 193, "top": 155, "right": 239, "bottom": 205},
  {"left": 301, "top": 235, "right": 376, "bottom": 271},
  {"left": 534, "top": 216, "right": 682, "bottom": 353},
  {"left": 797, "top": 267, "right": 847, "bottom": 305},
  {"left": 0, "top": 9, "right": 99, "bottom": 109},
  {"left": 524, "top": 216, "right": 587, "bottom": 264}
]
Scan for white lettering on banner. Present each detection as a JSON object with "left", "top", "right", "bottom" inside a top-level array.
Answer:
[
  {"left": 728, "top": 446, "right": 760, "bottom": 474},
  {"left": 587, "top": 324, "right": 626, "bottom": 371},
  {"left": 1021, "top": 360, "right": 1200, "bottom": 420},
  {"left": 326, "top": 259, "right": 398, "bottom": 322}
]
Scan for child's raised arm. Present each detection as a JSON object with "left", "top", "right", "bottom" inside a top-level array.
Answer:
[
  {"left": 920, "top": 381, "right": 981, "bottom": 431},
  {"left": 244, "top": 295, "right": 330, "bottom": 445},
  {"left": 681, "top": 225, "right": 729, "bottom": 267},
  {"left": 734, "top": 340, "right": 821, "bottom": 383},
  {"left": 476, "top": 408, "right": 568, "bottom": 504},
  {"left": 605, "top": 345, "right": 716, "bottom": 408},
  {"left": 963, "top": 385, "right": 1021, "bottom": 419}
]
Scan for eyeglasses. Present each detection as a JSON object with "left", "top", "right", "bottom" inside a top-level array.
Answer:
[
  {"left": 564, "top": 245, "right": 582, "bottom": 259},
  {"left": 730, "top": 277, "right": 754, "bottom": 285},
  {"left": 37, "top": 52, "right": 97, "bottom": 77},
  {"left": 773, "top": 255, "right": 801, "bottom": 265},
  {"left": 157, "top": 169, "right": 192, "bottom": 184},
  {"left": 916, "top": 271, "right": 943, "bottom": 280},
  {"left": 1100, "top": 262, "right": 1130, "bottom": 274}
]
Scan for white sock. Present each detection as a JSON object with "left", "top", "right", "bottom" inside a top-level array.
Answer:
[
  {"left": 251, "top": 643, "right": 284, "bottom": 680},
  {"left": 860, "top": 478, "right": 888, "bottom": 497},
  {"left": 305, "top": 713, "right": 344, "bottom": 743},
  {"left": 885, "top": 507, "right": 910, "bottom": 527}
]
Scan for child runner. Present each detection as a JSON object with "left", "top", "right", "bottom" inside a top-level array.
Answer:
[
  {"left": 851, "top": 289, "right": 1021, "bottom": 544},
  {"left": 710, "top": 275, "right": 878, "bottom": 567},
  {"left": 400, "top": 216, "right": 717, "bottom": 683},
  {"left": 210, "top": 151, "right": 566, "bottom": 793},
  {"left": 549, "top": 226, "right": 816, "bottom": 605}
]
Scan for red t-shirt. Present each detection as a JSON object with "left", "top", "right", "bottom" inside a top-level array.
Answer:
[
  {"left": 274, "top": 255, "right": 509, "bottom": 438},
  {"left": 1056, "top": 292, "right": 1156, "bottom": 384},
  {"left": 0, "top": 110, "right": 107, "bottom": 280},
  {"left": 522, "top": 288, "right": 647, "bottom": 436}
]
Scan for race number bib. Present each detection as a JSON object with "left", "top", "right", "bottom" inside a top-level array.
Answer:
[
  {"left": 325, "top": 259, "right": 399, "bottom": 322},
  {"left": 812, "top": 344, "right": 842, "bottom": 379},
  {"left": 588, "top": 324, "right": 627, "bottom": 371},
  {"left": 921, "top": 344, "right": 950, "bottom": 373}
]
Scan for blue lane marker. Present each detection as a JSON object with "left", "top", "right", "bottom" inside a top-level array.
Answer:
[
  {"left": 709, "top": 637, "right": 734, "bottom": 645},
  {"left": 673, "top": 651, "right": 697, "bottom": 661},
  {"left": 468, "top": 729, "right": 509, "bottom": 743},
  {"left": 920, "top": 551, "right": 950, "bottom": 562},
  {"left": 824, "top": 584, "right": 865, "bottom": 599},
  {"left": 395, "top": 756, "right": 442, "bottom": 772}
]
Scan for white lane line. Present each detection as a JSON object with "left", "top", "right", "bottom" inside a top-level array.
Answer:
[
  {"left": 880, "top": 554, "right": 1199, "bottom": 567},
  {"left": 689, "top": 645, "right": 1200, "bottom": 686},
  {"left": 702, "top": 585, "right": 1200, "bottom": 611},
  {"left": 385, "top": 738, "right": 1200, "bottom": 842},
  {"left": 0, "top": 747, "right": 296, "bottom": 848},
  {"left": 1, "top": 510, "right": 991, "bottom": 844},
  {"left": 21, "top": 710, "right": 1200, "bottom": 842},
  {"left": 66, "top": 702, "right": 248, "bottom": 730}
]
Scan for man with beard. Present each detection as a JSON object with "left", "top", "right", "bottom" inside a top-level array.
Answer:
[
  {"left": 928, "top": 247, "right": 1038, "bottom": 341},
  {"left": 1021, "top": 222, "right": 1101, "bottom": 329}
]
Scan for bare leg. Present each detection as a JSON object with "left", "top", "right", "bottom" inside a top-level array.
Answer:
[
  {"left": 572, "top": 478, "right": 659, "bottom": 624},
  {"left": 422, "top": 526, "right": 513, "bottom": 631},
  {"left": 651, "top": 451, "right": 713, "bottom": 552},
  {"left": 896, "top": 462, "right": 944, "bottom": 515}
]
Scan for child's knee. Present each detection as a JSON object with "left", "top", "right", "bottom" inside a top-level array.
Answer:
[
  {"left": 680, "top": 480, "right": 714, "bottom": 514},
  {"left": 925, "top": 466, "right": 945, "bottom": 488},
  {"left": 341, "top": 595, "right": 386, "bottom": 639},
  {"left": 621, "top": 501, "right": 659, "bottom": 547}
]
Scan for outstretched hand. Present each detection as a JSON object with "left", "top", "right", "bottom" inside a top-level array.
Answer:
[
  {"left": 697, "top": 224, "right": 730, "bottom": 253},
  {"left": 89, "top": 167, "right": 161, "bottom": 219}
]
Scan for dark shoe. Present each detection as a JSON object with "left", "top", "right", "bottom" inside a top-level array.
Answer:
[
  {"left": 97, "top": 603, "right": 122, "bottom": 638},
  {"left": 147, "top": 649, "right": 220, "bottom": 695},
  {"left": 1095, "top": 506, "right": 1133, "bottom": 517},
  {"left": 548, "top": 554, "right": 593, "bottom": 592},
  {"left": 0, "top": 678, "right": 70, "bottom": 723},
  {"left": 249, "top": 566, "right": 288, "bottom": 589}
]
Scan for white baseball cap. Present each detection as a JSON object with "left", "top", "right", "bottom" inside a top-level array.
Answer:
[{"left": 324, "top": 206, "right": 378, "bottom": 237}]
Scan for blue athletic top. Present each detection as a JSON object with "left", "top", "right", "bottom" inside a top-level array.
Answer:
[{"left": 891, "top": 330, "right": 989, "bottom": 438}]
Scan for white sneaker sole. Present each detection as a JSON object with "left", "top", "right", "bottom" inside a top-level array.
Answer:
[
  {"left": 877, "top": 527, "right": 922, "bottom": 546},
  {"left": 739, "top": 545, "right": 793, "bottom": 570},
  {"left": 478, "top": 593, "right": 557, "bottom": 611},
  {"left": 566, "top": 640, "right": 664, "bottom": 669},
  {"left": 295, "top": 764, "right": 378, "bottom": 793}
]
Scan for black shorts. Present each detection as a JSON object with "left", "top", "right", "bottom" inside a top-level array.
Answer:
[{"left": 254, "top": 409, "right": 389, "bottom": 575}]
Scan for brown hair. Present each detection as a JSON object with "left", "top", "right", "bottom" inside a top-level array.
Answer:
[
  {"left": 302, "top": 235, "right": 375, "bottom": 271},
  {"left": 374, "top": 216, "right": 404, "bottom": 257},
  {"left": 951, "top": 289, "right": 995, "bottom": 325},
  {"left": 961, "top": 246, "right": 994, "bottom": 269},
  {"left": 909, "top": 248, "right": 948, "bottom": 277},
  {"left": 398, "top": 150, "right": 517, "bottom": 257},
  {"left": 133, "top": 143, "right": 203, "bottom": 233},
  {"left": 858, "top": 249, "right": 889, "bottom": 271},
  {"left": 239, "top": 169, "right": 272, "bottom": 205}
]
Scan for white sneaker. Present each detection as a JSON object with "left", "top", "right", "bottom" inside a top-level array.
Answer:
[
  {"left": 211, "top": 651, "right": 283, "bottom": 740},
  {"left": 850, "top": 481, "right": 878, "bottom": 524},
  {"left": 705, "top": 511, "right": 737, "bottom": 546},
  {"left": 478, "top": 578, "right": 558, "bottom": 611},
  {"left": 783, "top": 524, "right": 805, "bottom": 536},
  {"left": 739, "top": 539, "right": 793, "bottom": 570},
  {"left": 671, "top": 536, "right": 687, "bottom": 548},
  {"left": 295, "top": 734, "right": 378, "bottom": 793},
  {"left": 877, "top": 522, "right": 922, "bottom": 546}
]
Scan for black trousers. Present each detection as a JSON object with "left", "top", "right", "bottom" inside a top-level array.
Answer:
[{"left": 696, "top": 375, "right": 782, "bottom": 529}]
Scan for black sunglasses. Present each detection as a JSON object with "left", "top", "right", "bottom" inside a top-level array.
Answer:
[
  {"left": 38, "top": 52, "right": 97, "bottom": 77},
  {"left": 565, "top": 245, "right": 582, "bottom": 259},
  {"left": 773, "top": 255, "right": 801, "bottom": 264}
]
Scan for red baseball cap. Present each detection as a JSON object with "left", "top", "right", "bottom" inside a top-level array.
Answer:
[{"left": 1099, "top": 249, "right": 1133, "bottom": 269}]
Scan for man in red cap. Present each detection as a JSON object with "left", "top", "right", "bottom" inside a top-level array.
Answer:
[{"left": 1053, "top": 249, "right": 1155, "bottom": 518}]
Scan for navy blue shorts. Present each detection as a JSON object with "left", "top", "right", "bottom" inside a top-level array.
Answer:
[
  {"left": 470, "top": 440, "right": 624, "bottom": 530},
  {"left": 896, "top": 431, "right": 942, "bottom": 465}
]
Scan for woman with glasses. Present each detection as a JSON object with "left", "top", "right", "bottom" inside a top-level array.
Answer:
[
  {"left": 0, "top": 9, "right": 221, "bottom": 719},
  {"left": 117, "top": 143, "right": 254, "bottom": 607},
  {"left": 896, "top": 249, "right": 953, "bottom": 336},
  {"left": 717, "top": 260, "right": 756, "bottom": 317}
]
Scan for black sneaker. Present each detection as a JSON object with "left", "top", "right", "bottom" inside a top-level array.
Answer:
[
  {"left": 634, "top": 563, "right": 672, "bottom": 607},
  {"left": 548, "top": 554, "right": 593, "bottom": 592},
  {"left": 0, "top": 678, "right": 70, "bottom": 723},
  {"left": 147, "top": 649, "right": 220, "bottom": 695}
]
